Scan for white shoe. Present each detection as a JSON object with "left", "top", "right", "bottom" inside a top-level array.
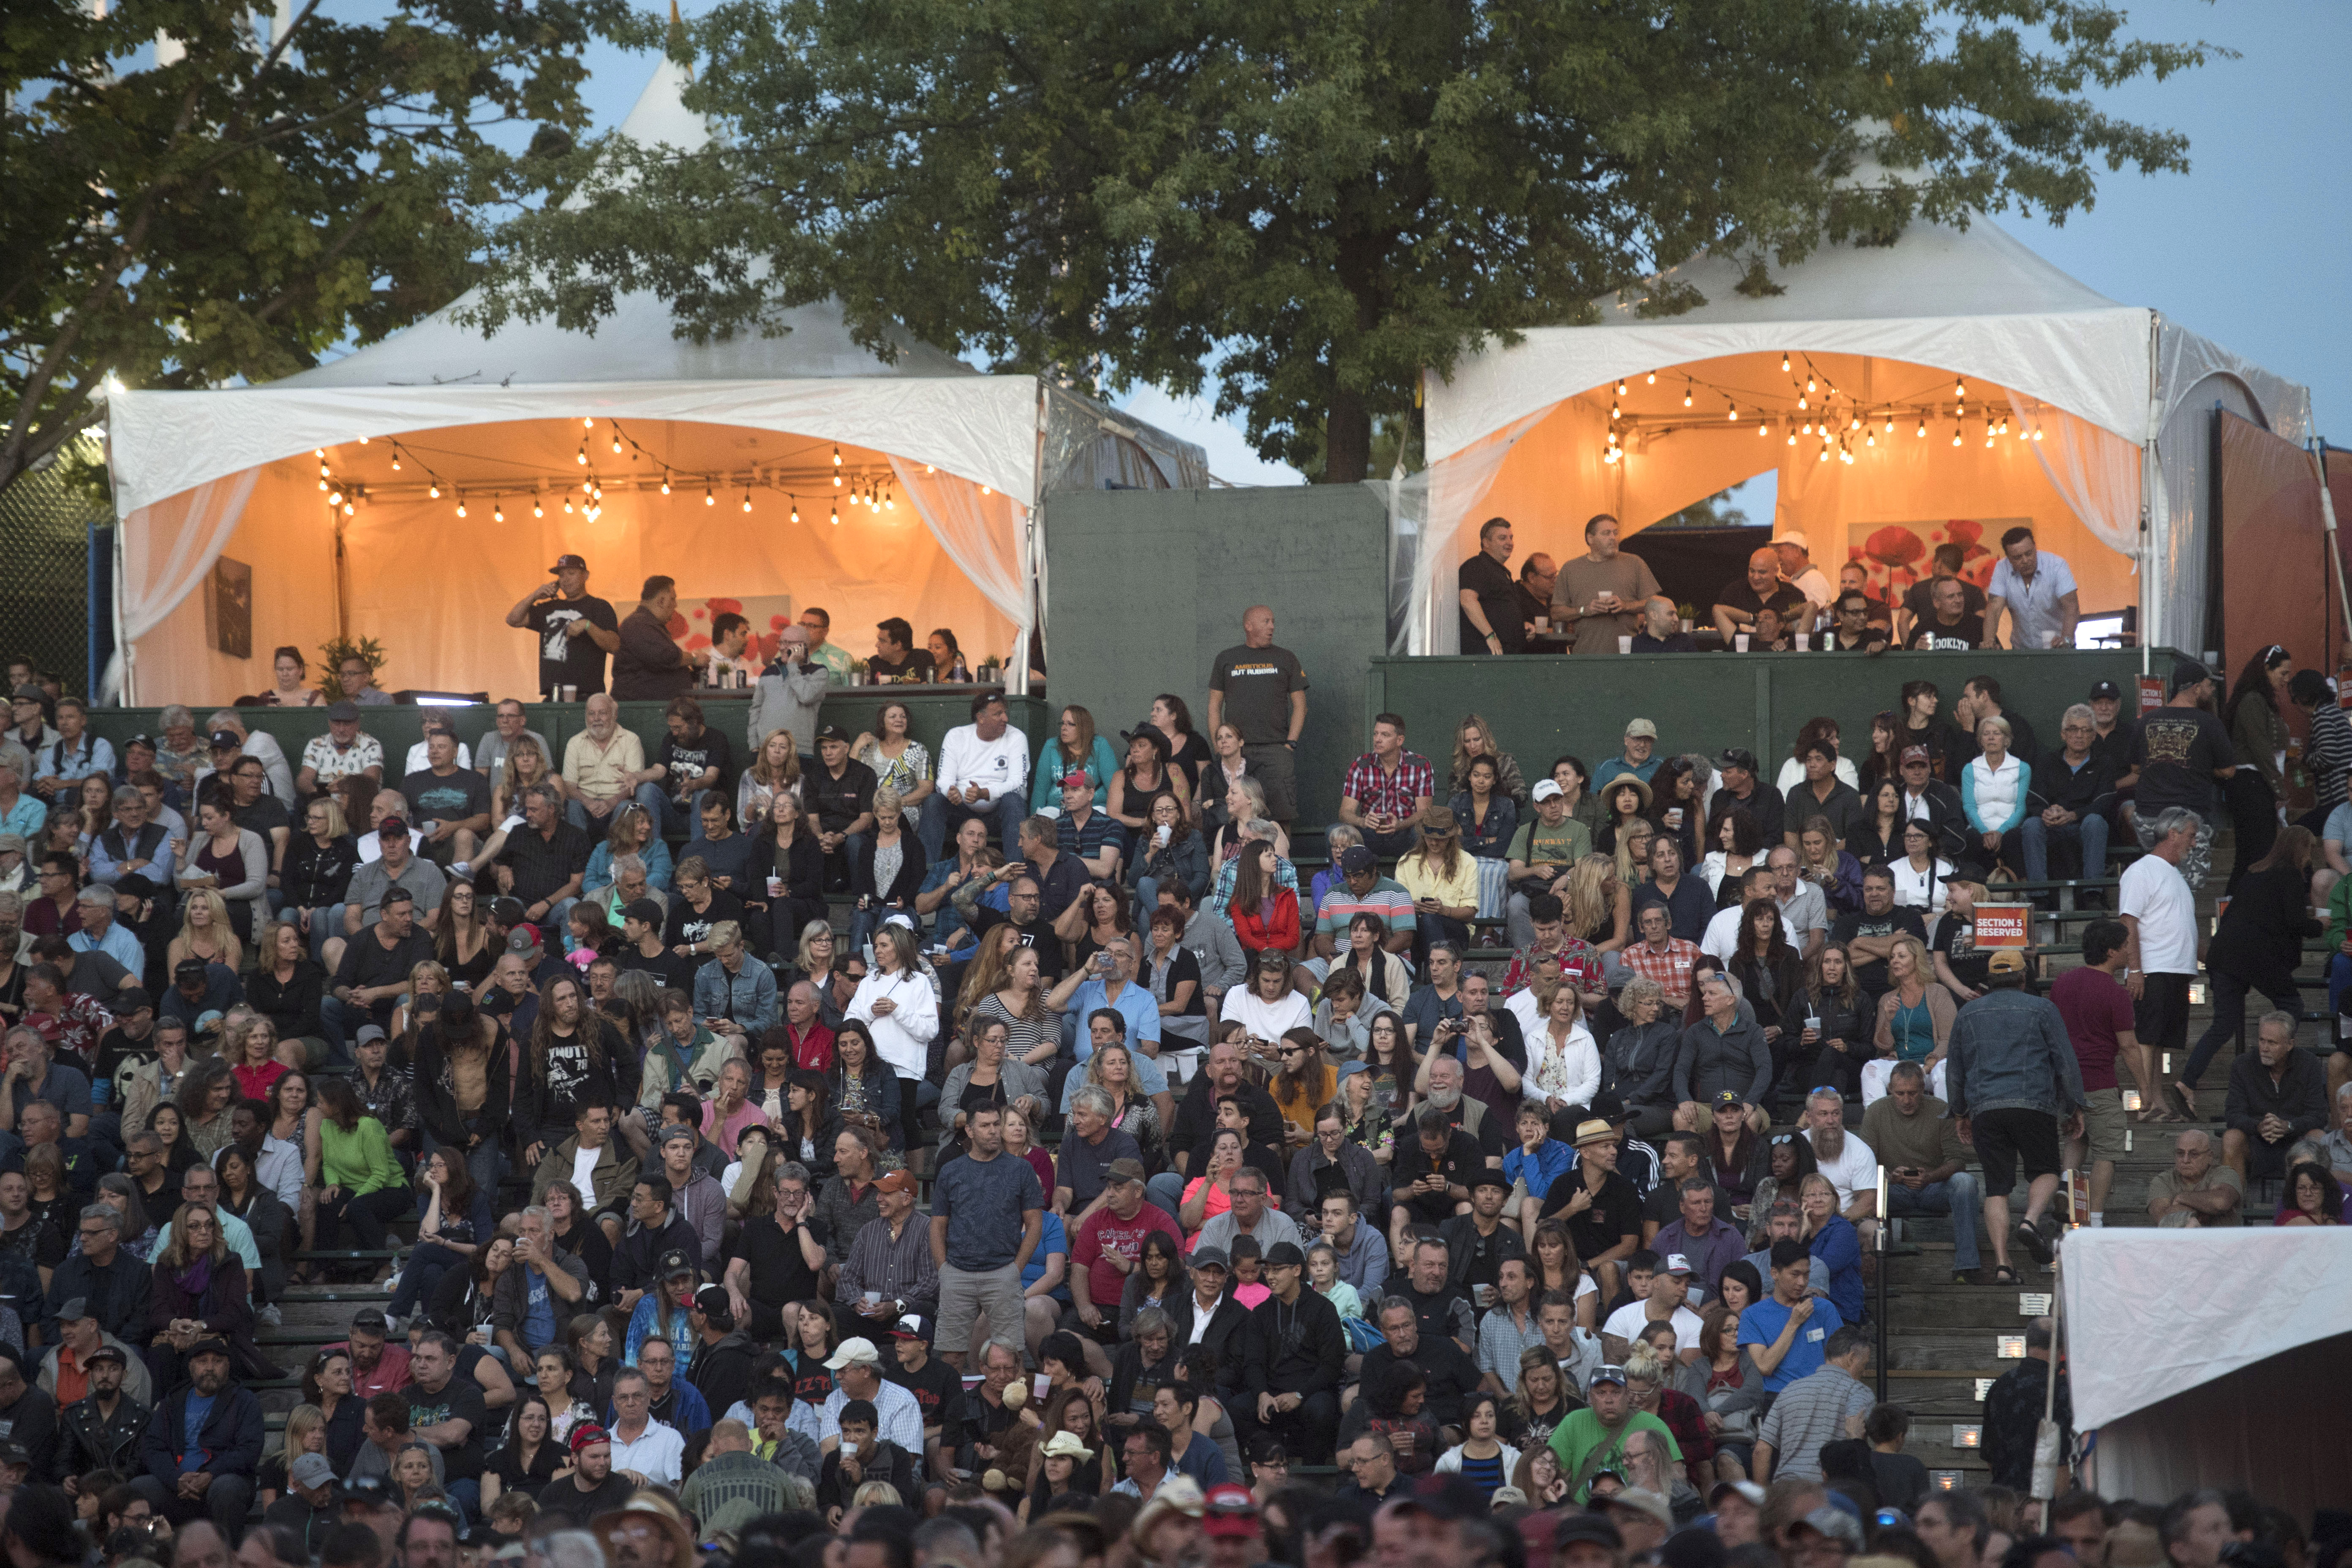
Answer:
[{"left": 259, "top": 1303, "right": 283, "bottom": 1327}]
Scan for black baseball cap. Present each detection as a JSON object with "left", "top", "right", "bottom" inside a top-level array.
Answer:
[
  {"left": 550, "top": 554, "right": 588, "bottom": 573},
  {"left": 2088, "top": 679, "right": 2122, "bottom": 700}
]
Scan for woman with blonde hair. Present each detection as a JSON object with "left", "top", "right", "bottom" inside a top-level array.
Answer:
[
  {"left": 848, "top": 786, "right": 927, "bottom": 954},
  {"left": 1563, "top": 853, "right": 1631, "bottom": 953},
  {"left": 166, "top": 885, "right": 242, "bottom": 977},
  {"left": 226, "top": 1014, "right": 299, "bottom": 1100},
  {"left": 492, "top": 735, "right": 554, "bottom": 822},
  {"left": 1207, "top": 772, "right": 1290, "bottom": 864},
  {"left": 257, "top": 1402, "right": 328, "bottom": 1506},
  {"left": 788, "top": 919, "right": 853, "bottom": 1019},
  {"left": 388, "top": 959, "right": 451, "bottom": 1046},
  {"left": 738, "top": 728, "right": 804, "bottom": 827},
  {"left": 1067, "top": 1038, "right": 1163, "bottom": 1165},
  {"left": 1865, "top": 934, "right": 1955, "bottom": 1104},
  {"left": 1612, "top": 817, "right": 1656, "bottom": 890},
  {"left": 1449, "top": 714, "right": 1529, "bottom": 806},
  {"left": 1396, "top": 807, "right": 1477, "bottom": 961},
  {"left": 966, "top": 942, "right": 1058, "bottom": 1069},
  {"left": 1526, "top": 976, "right": 1600, "bottom": 1115}
]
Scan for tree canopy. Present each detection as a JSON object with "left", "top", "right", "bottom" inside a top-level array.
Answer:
[
  {"left": 0, "top": 0, "right": 648, "bottom": 502},
  {"left": 476, "top": 0, "right": 2215, "bottom": 482}
]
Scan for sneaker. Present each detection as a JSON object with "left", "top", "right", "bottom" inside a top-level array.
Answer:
[{"left": 258, "top": 1303, "right": 283, "bottom": 1327}]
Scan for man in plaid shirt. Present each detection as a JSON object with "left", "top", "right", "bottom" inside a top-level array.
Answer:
[
  {"left": 1339, "top": 714, "right": 1434, "bottom": 858},
  {"left": 1620, "top": 904, "right": 1700, "bottom": 1008},
  {"left": 1500, "top": 893, "right": 1607, "bottom": 1008}
]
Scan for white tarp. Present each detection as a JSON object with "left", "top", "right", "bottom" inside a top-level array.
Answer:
[
  {"left": 2058, "top": 1227, "right": 2352, "bottom": 1431},
  {"left": 1402, "top": 207, "right": 2311, "bottom": 654},
  {"left": 2059, "top": 1229, "right": 2352, "bottom": 1517},
  {"left": 104, "top": 56, "right": 1204, "bottom": 702}
]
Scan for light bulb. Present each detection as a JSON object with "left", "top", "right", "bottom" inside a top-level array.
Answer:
[
  {"left": 1818, "top": 444, "right": 1829, "bottom": 463},
  {"left": 924, "top": 464, "right": 934, "bottom": 474},
  {"left": 611, "top": 436, "right": 622, "bottom": 455},
  {"left": 1866, "top": 431, "right": 1876, "bottom": 447},
  {"left": 742, "top": 490, "right": 753, "bottom": 513},
  {"left": 1683, "top": 388, "right": 1693, "bottom": 408},
  {"left": 389, "top": 453, "right": 400, "bottom": 471},
  {"left": 455, "top": 495, "right": 468, "bottom": 517},
  {"left": 1757, "top": 419, "right": 1768, "bottom": 436},
  {"left": 429, "top": 483, "right": 441, "bottom": 499},
  {"left": 833, "top": 474, "right": 841, "bottom": 488},
  {"left": 1616, "top": 379, "right": 1627, "bottom": 397},
  {"left": 576, "top": 444, "right": 587, "bottom": 465},
  {"left": 592, "top": 482, "right": 602, "bottom": 500},
  {"left": 1646, "top": 371, "right": 1656, "bottom": 385},
  {"left": 1955, "top": 379, "right": 1966, "bottom": 399},
  {"left": 1787, "top": 430, "right": 1797, "bottom": 446},
  {"left": 583, "top": 416, "right": 594, "bottom": 429},
  {"left": 493, "top": 499, "right": 505, "bottom": 522},
  {"left": 327, "top": 489, "right": 342, "bottom": 506},
  {"left": 832, "top": 446, "right": 842, "bottom": 468},
  {"left": 704, "top": 485, "right": 714, "bottom": 506},
  {"left": 790, "top": 502, "right": 800, "bottom": 524},
  {"left": 1953, "top": 427, "right": 1963, "bottom": 447},
  {"left": 318, "top": 461, "right": 330, "bottom": 478},
  {"left": 2033, "top": 425, "right": 2044, "bottom": 442},
  {"left": 534, "top": 498, "right": 544, "bottom": 517},
  {"left": 1610, "top": 402, "right": 1620, "bottom": 420},
  {"left": 830, "top": 504, "right": 839, "bottom": 524},
  {"left": 315, "top": 448, "right": 325, "bottom": 458},
  {"left": 1851, "top": 415, "right": 1861, "bottom": 430},
  {"left": 1781, "top": 354, "right": 1791, "bottom": 372},
  {"left": 564, "top": 495, "right": 573, "bottom": 514},
  {"left": 358, "top": 436, "right": 368, "bottom": 444},
  {"left": 981, "top": 486, "right": 992, "bottom": 495},
  {"left": 1916, "top": 420, "right": 1927, "bottom": 439},
  {"left": 1885, "top": 416, "right": 1895, "bottom": 434},
  {"left": 1728, "top": 402, "right": 1739, "bottom": 422},
  {"left": 1807, "top": 376, "right": 1816, "bottom": 393},
  {"left": 884, "top": 495, "right": 895, "bottom": 511},
  {"left": 343, "top": 501, "right": 354, "bottom": 515},
  {"left": 1801, "top": 419, "right": 1812, "bottom": 435},
  {"left": 318, "top": 478, "right": 329, "bottom": 492},
  {"left": 660, "top": 475, "right": 671, "bottom": 495},
  {"left": 1797, "top": 395, "right": 1807, "bottom": 411}
]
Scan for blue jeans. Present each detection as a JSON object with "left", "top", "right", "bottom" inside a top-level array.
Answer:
[
  {"left": 388, "top": 1239, "right": 469, "bottom": 1322},
  {"left": 652, "top": 788, "right": 724, "bottom": 838},
  {"left": 566, "top": 782, "right": 669, "bottom": 839},
  {"left": 2020, "top": 813, "right": 2109, "bottom": 882},
  {"left": 1147, "top": 1172, "right": 1187, "bottom": 1218},
  {"left": 300, "top": 905, "right": 345, "bottom": 963},
  {"left": 918, "top": 792, "right": 1026, "bottom": 863},
  {"left": 2332, "top": 953, "right": 2352, "bottom": 1020},
  {"left": 1889, "top": 1171, "right": 1984, "bottom": 1271},
  {"left": 318, "top": 994, "right": 386, "bottom": 1065}
]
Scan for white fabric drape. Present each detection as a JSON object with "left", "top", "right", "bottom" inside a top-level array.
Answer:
[
  {"left": 889, "top": 456, "right": 1031, "bottom": 633},
  {"left": 108, "top": 469, "right": 260, "bottom": 702},
  {"left": 2008, "top": 389, "right": 2141, "bottom": 561},
  {"left": 1391, "top": 409, "right": 1552, "bottom": 653}
]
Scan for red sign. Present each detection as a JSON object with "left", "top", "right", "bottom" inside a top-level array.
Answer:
[
  {"left": 2138, "top": 675, "right": 2165, "bottom": 715},
  {"left": 1974, "top": 904, "right": 2032, "bottom": 947}
]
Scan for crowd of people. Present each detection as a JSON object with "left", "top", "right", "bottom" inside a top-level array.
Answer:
[{"left": 0, "top": 558, "right": 2340, "bottom": 1568}]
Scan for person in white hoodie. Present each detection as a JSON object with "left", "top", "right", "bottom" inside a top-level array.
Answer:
[
  {"left": 919, "top": 692, "right": 1030, "bottom": 861},
  {"left": 846, "top": 919, "right": 940, "bottom": 1146}
]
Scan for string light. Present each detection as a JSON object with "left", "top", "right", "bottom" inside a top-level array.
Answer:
[
  {"left": 326, "top": 488, "right": 342, "bottom": 507},
  {"left": 833, "top": 472, "right": 842, "bottom": 488},
  {"left": 660, "top": 474, "right": 671, "bottom": 495},
  {"left": 1916, "top": 419, "right": 1927, "bottom": 439},
  {"left": 428, "top": 482, "right": 441, "bottom": 499},
  {"left": 1806, "top": 376, "right": 1816, "bottom": 393},
  {"left": 981, "top": 486, "right": 992, "bottom": 496},
  {"left": 1885, "top": 416, "right": 1895, "bottom": 434},
  {"left": 1866, "top": 429, "right": 1877, "bottom": 447},
  {"left": 611, "top": 434, "right": 623, "bottom": 455},
  {"left": 789, "top": 501, "right": 800, "bottom": 524},
  {"left": 343, "top": 501, "right": 354, "bottom": 516},
  {"left": 493, "top": 497, "right": 506, "bottom": 522},
  {"left": 1646, "top": 371, "right": 1656, "bottom": 385},
  {"left": 1757, "top": 417, "right": 1769, "bottom": 437},
  {"left": 1817, "top": 442, "right": 1829, "bottom": 463},
  {"left": 1797, "top": 393, "right": 1807, "bottom": 411},
  {"left": 704, "top": 484, "right": 714, "bottom": 506},
  {"left": 1683, "top": 386, "right": 1693, "bottom": 409},
  {"left": 389, "top": 449, "right": 401, "bottom": 472},
  {"left": 1801, "top": 419, "right": 1813, "bottom": 436},
  {"left": 832, "top": 446, "right": 842, "bottom": 468},
  {"left": 1786, "top": 427, "right": 1797, "bottom": 446},
  {"left": 315, "top": 448, "right": 325, "bottom": 458},
  {"left": 2033, "top": 424, "right": 2045, "bottom": 442},
  {"left": 358, "top": 436, "right": 368, "bottom": 444},
  {"left": 563, "top": 495, "right": 574, "bottom": 514},
  {"left": 455, "top": 493, "right": 468, "bottom": 517},
  {"left": 829, "top": 503, "right": 840, "bottom": 524},
  {"left": 1728, "top": 401, "right": 1740, "bottom": 422},
  {"left": 1616, "top": 379, "right": 1628, "bottom": 397},
  {"left": 1952, "top": 425, "right": 1964, "bottom": 447},
  {"left": 1781, "top": 354, "right": 1791, "bottom": 372},
  {"left": 576, "top": 444, "right": 587, "bottom": 466},
  {"left": 1610, "top": 401, "right": 1620, "bottom": 420},
  {"left": 534, "top": 497, "right": 544, "bottom": 518},
  {"left": 1955, "top": 379, "right": 1966, "bottom": 399},
  {"left": 583, "top": 417, "right": 594, "bottom": 429},
  {"left": 1984, "top": 420, "right": 1996, "bottom": 448},
  {"left": 742, "top": 488, "right": 753, "bottom": 513}
]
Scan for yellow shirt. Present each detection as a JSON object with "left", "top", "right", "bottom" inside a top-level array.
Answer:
[
  {"left": 1396, "top": 850, "right": 1479, "bottom": 911},
  {"left": 564, "top": 727, "right": 645, "bottom": 800}
]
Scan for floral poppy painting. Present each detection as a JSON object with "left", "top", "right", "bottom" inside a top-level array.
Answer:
[{"left": 1845, "top": 518, "right": 2026, "bottom": 601}]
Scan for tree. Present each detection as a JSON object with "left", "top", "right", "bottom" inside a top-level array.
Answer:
[
  {"left": 469, "top": 0, "right": 2214, "bottom": 483},
  {"left": 0, "top": 0, "right": 649, "bottom": 503}
]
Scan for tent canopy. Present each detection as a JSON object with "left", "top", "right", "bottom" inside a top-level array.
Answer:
[
  {"left": 104, "top": 57, "right": 1205, "bottom": 702},
  {"left": 1400, "top": 206, "right": 2310, "bottom": 655}
]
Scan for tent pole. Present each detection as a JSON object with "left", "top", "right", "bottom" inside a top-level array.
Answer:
[
  {"left": 2315, "top": 440, "right": 2352, "bottom": 656},
  {"left": 113, "top": 513, "right": 133, "bottom": 707},
  {"left": 2140, "top": 312, "right": 2160, "bottom": 675}
]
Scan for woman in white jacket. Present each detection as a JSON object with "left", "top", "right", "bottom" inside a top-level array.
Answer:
[
  {"left": 847, "top": 920, "right": 940, "bottom": 1141},
  {"left": 1522, "top": 976, "right": 1601, "bottom": 1116}
]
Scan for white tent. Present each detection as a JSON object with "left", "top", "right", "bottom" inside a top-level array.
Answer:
[
  {"left": 104, "top": 58, "right": 1206, "bottom": 702},
  {"left": 1398, "top": 203, "right": 2311, "bottom": 654},
  {"left": 2060, "top": 1229, "right": 2352, "bottom": 1518}
]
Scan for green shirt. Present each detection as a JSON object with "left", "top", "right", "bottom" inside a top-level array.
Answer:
[
  {"left": 318, "top": 1114, "right": 403, "bottom": 1194},
  {"left": 1546, "top": 1407, "right": 1681, "bottom": 1503},
  {"left": 1507, "top": 816, "right": 1592, "bottom": 874}
]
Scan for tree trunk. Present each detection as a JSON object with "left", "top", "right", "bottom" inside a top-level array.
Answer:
[{"left": 1322, "top": 388, "right": 1372, "bottom": 484}]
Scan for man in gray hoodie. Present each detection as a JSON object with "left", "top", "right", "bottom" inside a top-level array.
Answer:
[{"left": 1947, "top": 949, "right": 2086, "bottom": 1281}]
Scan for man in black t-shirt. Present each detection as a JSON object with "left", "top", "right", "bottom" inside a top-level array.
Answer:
[
  {"left": 1909, "top": 577, "right": 1986, "bottom": 651},
  {"left": 506, "top": 555, "right": 619, "bottom": 699},
  {"left": 723, "top": 1162, "right": 830, "bottom": 1340},
  {"left": 1388, "top": 1104, "right": 1485, "bottom": 1245},
  {"left": 1458, "top": 518, "right": 1524, "bottom": 655},
  {"left": 1712, "top": 549, "right": 1811, "bottom": 642},
  {"left": 2128, "top": 660, "right": 2235, "bottom": 888},
  {"left": 1828, "top": 867, "right": 1929, "bottom": 1008},
  {"left": 1539, "top": 1118, "right": 1643, "bottom": 1296},
  {"left": 655, "top": 699, "right": 736, "bottom": 836},
  {"left": 1896, "top": 544, "right": 1988, "bottom": 645},
  {"left": 807, "top": 727, "right": 878, "bottom": 892},
  {"left": 615, "top": 900, "right": 698, "bottom": 992},
  {"left": 1206, "top": 607, "right": 1309, "bottom": 823},
  {"left": 400, "top": 731, "right": 493, "bottom": 868},
  {"left": 868, "top": 618, "right": 936, "bottom": 683},
  {"left": 535, "top": 1424, "right": 636, "bottom": 1524},
  {"left": 403, "top": 1332, "right": 490, "bottom": 1514},
  {"left": 885, "top": 1315, "right": 964, "bottom": 1481}
]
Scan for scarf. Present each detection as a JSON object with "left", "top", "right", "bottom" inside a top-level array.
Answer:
[{"left": 173, "top": 1251, "right": 215, "bottom": 1303}]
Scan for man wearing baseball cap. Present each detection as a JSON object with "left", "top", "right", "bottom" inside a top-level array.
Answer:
[
  {"left": 263, "top": 1450, "right": 340, "bottom": 1548},
  {"left": 1546, "top": 1363, "right": 1680, "bottom": 1505},
  {"left": 506, "top": 555, "right": 618, "bottom": 700},
  {"left": 128, "top": 1337, "right": 261, "bottom": 1531},
  {"left": 1239, "top": 1240, "right": 1342, "bottom": 1463},
  {"left": 1945, "top": 947, "right": 2086, "bottom": 1282},
  {"left": 882, "top": 1314, "right": 962, "bottom": 1483},
  {"left": 819, "top": 1337, "right": 924, "bottom": 1456},
  {"left": 1199, "top": 1483, "right": 1263, "bottom": 1568},
  {"left": 838, "top": 1168, "right": 939, "bottom": 1332},
  {"left": 53, "top": 1328, "right": 146, "bottom": 1484}
]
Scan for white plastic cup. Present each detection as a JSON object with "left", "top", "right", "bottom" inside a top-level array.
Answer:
[
  {"left": 1533, "top": 616, "right": 1549, "bottom": 632},
  {"left": 768, "top": 876, "right": 784, "bottom": 897},
  {"left": 559, "top": 684, "right": 577, "bottom": 702},
  {"left": 1617, "top": 636, "right": 1633, "bottom": 654},
  {"left": 1795, "top": 633, "right": 1811, "bottom": 650},
  {"left": 1734, "top": 634, "right": 1750, "bottom": 652}
]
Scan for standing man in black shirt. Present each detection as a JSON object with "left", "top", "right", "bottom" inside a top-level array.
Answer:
[
  {"left": 1239, "top": 1241, "right": 1341, "bottom": 1463},
  {"left": 1458, "top": 517, "right": 1523, "bottom": 656},
  {"left": 1206, "top": 607, "right": 1309, "bottom": 825},
  {"left": 2129, "top": 659, "right": 2236, "bottom": 890},
  {"left": 506, "top": 555, "right": 619, "bottom": 700}
]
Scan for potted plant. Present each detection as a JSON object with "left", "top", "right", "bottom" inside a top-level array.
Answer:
[{"left": 316, "top": 636, "right": 388, "bottom": 700}]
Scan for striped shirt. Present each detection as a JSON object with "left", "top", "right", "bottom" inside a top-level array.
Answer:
[{"left": 1756, "top": 1363, "right": 1875, "bottom": 1480}]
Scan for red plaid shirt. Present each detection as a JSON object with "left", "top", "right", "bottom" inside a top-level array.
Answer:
[
  {"left": 1619, "top": 936, "right": 1700, "bottom": 1002},
  {"left": 1501, "top": 936, "right": 1606, "bottom": 998},
  {"left": 1342, "top": 750, "right": 1435, "bottom": 819}
]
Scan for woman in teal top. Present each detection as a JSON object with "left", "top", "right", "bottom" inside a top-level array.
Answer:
[
  {"left": 1030, "top": 704, "right": 1123, "bottom": 811},
  {"left": 1871, "top": 934, "right": 1956, "bottom": 1067},
  {"left": 313, "top": 1075, "right": 411, "bottom": 1258}
]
